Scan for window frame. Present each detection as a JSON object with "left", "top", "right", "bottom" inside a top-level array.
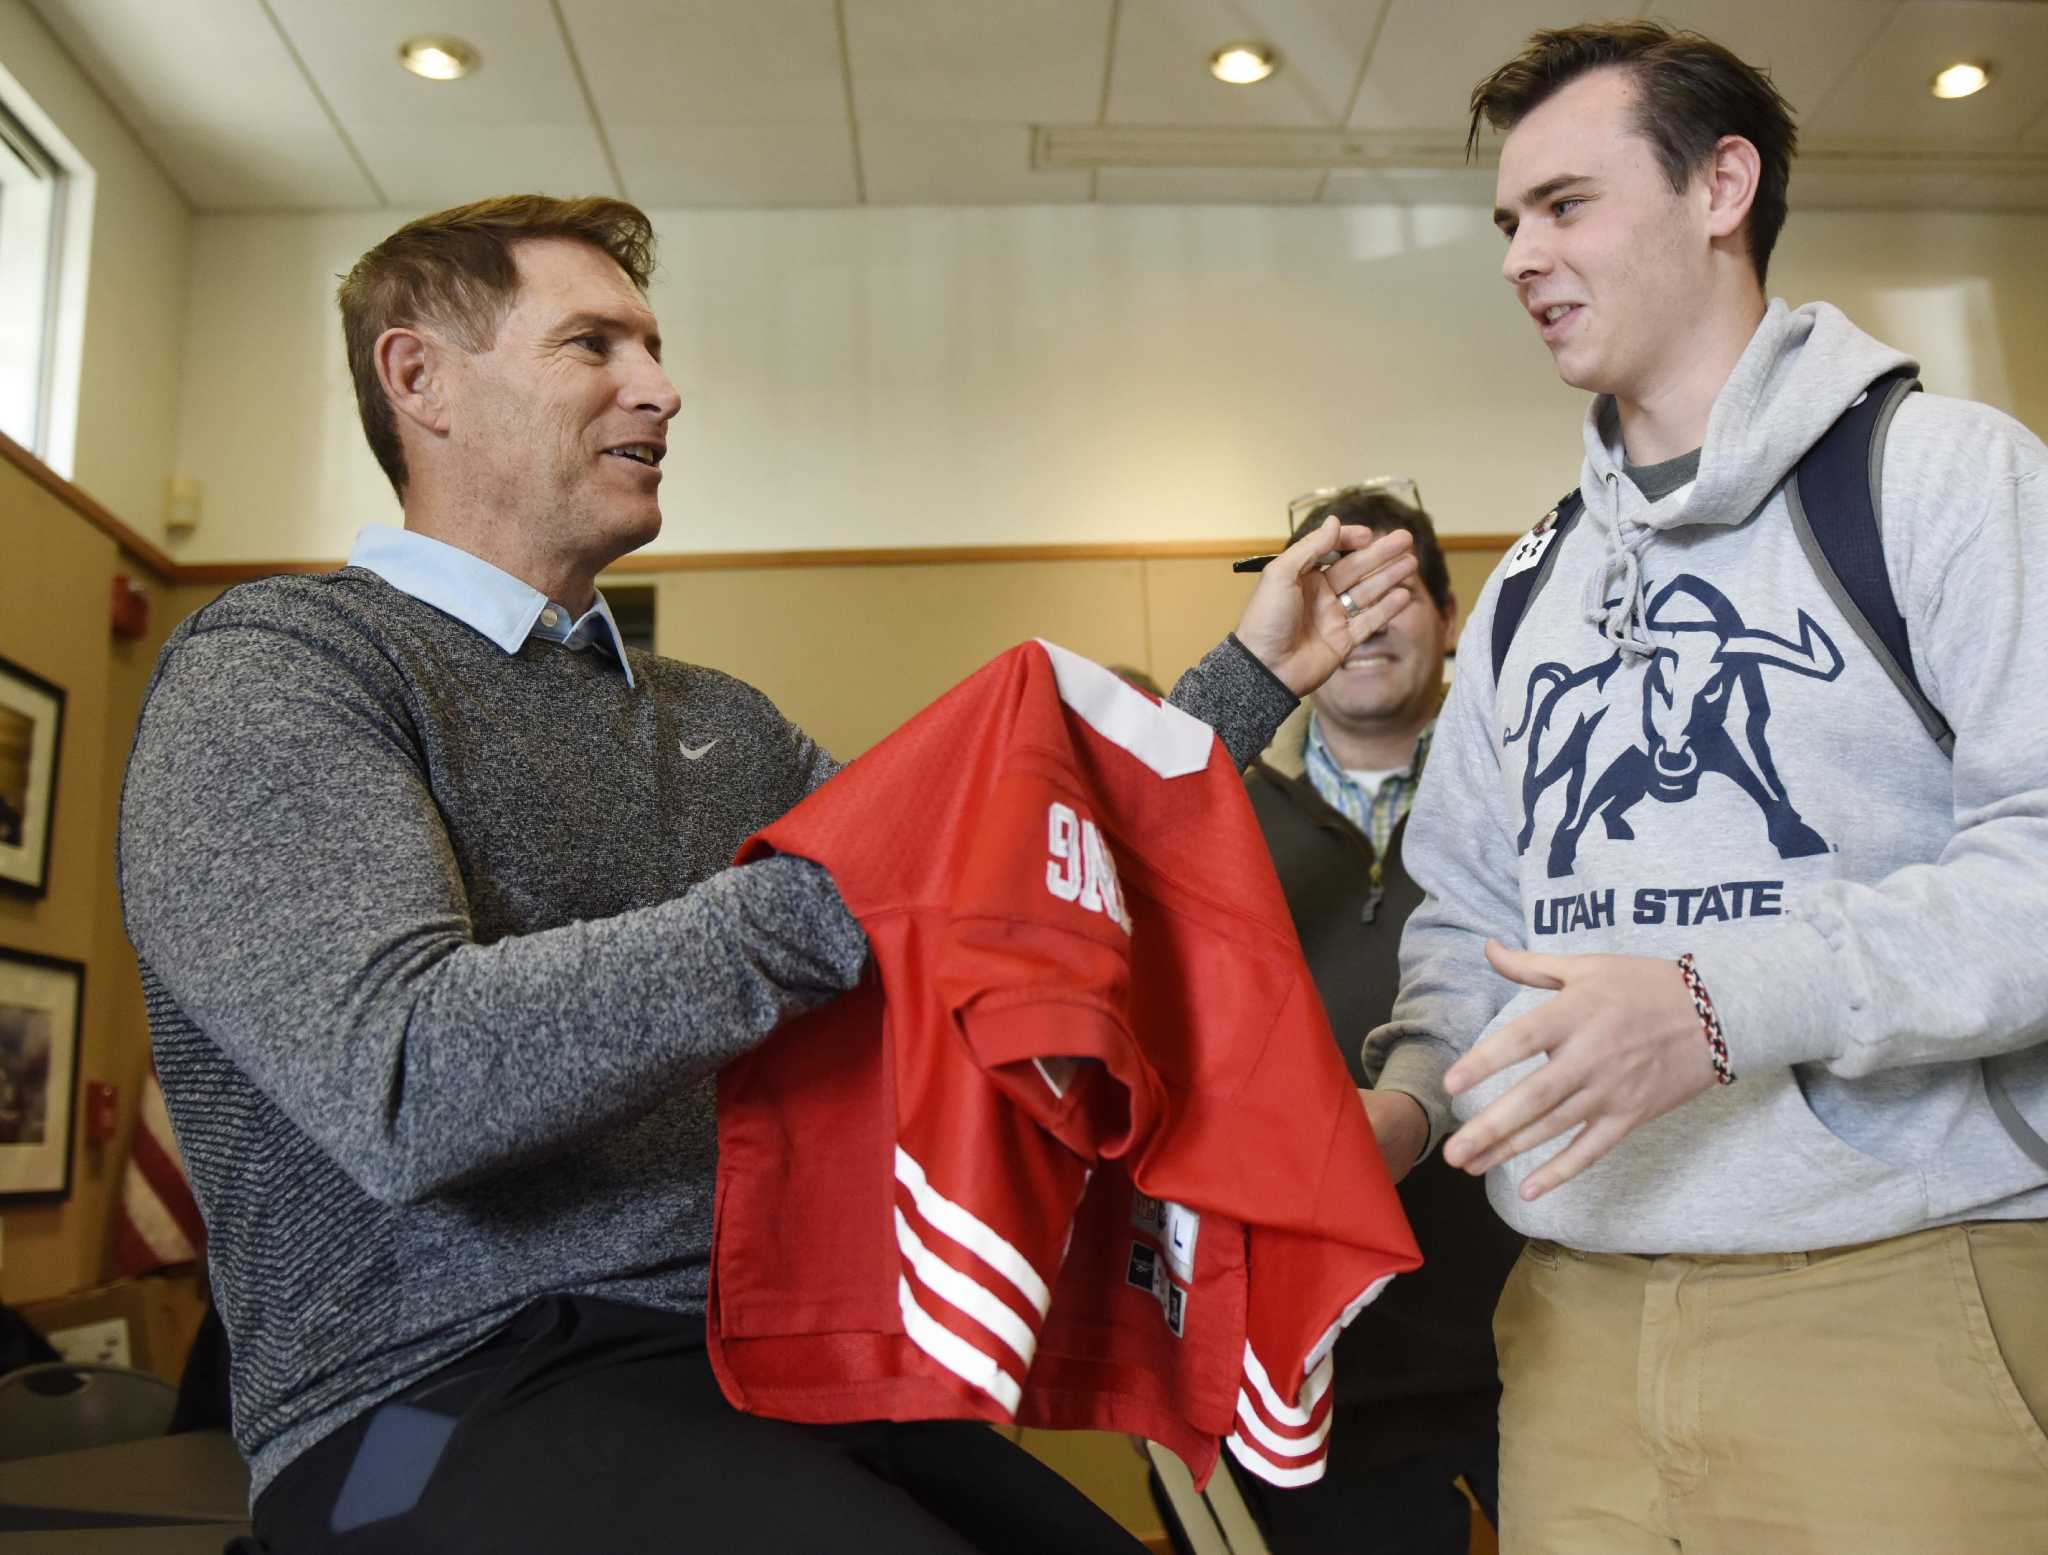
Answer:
[{"left": 0, "top": 96, "right": 65, "bottom": 459}]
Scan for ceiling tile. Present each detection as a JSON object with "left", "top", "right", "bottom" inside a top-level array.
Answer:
[
  {"left": 861, "top": 124, "right": 1090, "bottom": 204},
  {"left": 561, "top": 0, "right": 848, "bottom": 126},
  {"left": 1639, "top": 0, "right": 1905, "bottom": 128},
  {"left": 846, "top": 0, "right": 1109, "bottom": 124},
  {"left": 266, "top": 0, "right": 588, "bottom": 131},
  {"left": 348, "top": 125, "right": 617, "bottom": 209},
  {"left": 1094, "top": 167, "right": 1326, "bottom": 203},
  {"left": 142, "top": 118, "right": 381, "bottom": 209},
  {"left": 30, "top": 0, "right": 319, "bottom": 124},
  {"left": 1804, "top": 0, "right": 2048, "bottom": 142},
  {"left": 25, "top": 0, "right": 2047, "bottom": 215},
  {"left": 1109, "top": 0, "right": 1388, "bottom": 128},
  {"left": 611, "top": 124, "right": 859, "bottom": 206},
  {"left": 1348, "top": 0, "right": 1595, "bottom": 131},
  {"left": 25, "top": 0, "right": 374, "bottom": 208}
]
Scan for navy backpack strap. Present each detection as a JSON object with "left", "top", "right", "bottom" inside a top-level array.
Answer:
[
  {"left": 1786, "top": 368, "right": 1954, "bottom": 755},
  {"left": 1491, "top": 490, "right": 1583, "bottom": 686},
  {"left": 1789, "top": 373, "right": 2047, "bottom": 1165}
]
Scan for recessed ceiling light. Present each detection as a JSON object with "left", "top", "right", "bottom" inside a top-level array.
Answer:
[
  {"left": 1930, "top": 61, "right": 1991, "bottom": 100},
  {"left": 1209, "top": 42, "right": 1278, "bottom": 86},
  {"left": 399, "top": 35, "right": 480, "bottom": 81}
]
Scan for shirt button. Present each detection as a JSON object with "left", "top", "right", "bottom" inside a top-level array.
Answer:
[{"left": 540, "top": 607, "right": 561, "bottom": 627}]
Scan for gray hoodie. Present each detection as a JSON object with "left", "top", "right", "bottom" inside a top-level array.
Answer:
[{"left": 1368, "top": 300, "right": 2048, "bottom": 1254}]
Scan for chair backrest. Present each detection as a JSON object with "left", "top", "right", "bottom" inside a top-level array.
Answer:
[{"left": 0, "top": 1362, "right": 179, "bottom": 1461}]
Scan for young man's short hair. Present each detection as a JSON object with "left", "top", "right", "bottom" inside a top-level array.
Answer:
[
  {"left": 337, "top": 195, "right": 658, "bottom": 498},
  {"left": 1291, "top": 490, "right": 1453, "bottom": 613},
  {"left": 1469, "top": 21, "right": 1797, "bottom": 285}
]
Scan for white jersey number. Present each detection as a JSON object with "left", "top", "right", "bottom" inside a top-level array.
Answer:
[{"left": 1045, "top": 802, "right": 1133, "bottom": 935}]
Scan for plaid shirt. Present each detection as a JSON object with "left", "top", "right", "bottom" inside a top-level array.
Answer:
[{"left": 1303, "top": 715, "right": 1434, "bottom": 860}]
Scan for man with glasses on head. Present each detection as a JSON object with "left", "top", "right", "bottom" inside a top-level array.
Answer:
[{"left": 1212, "top": 481, "right": 1517, "bottom": 1554}]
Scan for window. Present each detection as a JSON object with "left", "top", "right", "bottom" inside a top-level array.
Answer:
[{"left": 0, "top": 99, "right": 62, "bottom": 456}]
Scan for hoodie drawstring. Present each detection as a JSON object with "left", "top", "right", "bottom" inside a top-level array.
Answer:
[{"left": 1583, "top": 523, "right": 1657, "bottom": 660}]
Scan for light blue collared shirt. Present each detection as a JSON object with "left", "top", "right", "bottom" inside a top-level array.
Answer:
[{"left": 347, "top": 526, "right": 636, "bottom": 689}]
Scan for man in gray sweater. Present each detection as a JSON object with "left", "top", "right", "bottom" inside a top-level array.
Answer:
[
  {"left": 118, "top": 195, "right": 1418, "bottom": 1553},
  {"left": 1362, "top": 23, "right": 2048, "bottom": 1552}
]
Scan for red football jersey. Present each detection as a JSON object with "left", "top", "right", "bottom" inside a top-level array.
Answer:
[{"left": 709, "top": 641, "right": 1420, "bottom": 1487}]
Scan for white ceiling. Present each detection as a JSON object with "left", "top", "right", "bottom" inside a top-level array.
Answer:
[{"left": 23, "top": 0, "right": 2048, "bottom": 212}]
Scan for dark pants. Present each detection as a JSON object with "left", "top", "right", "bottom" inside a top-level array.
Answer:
[
  {"left": 1157, "top": 1438, "right": 1498, "bottom": 1555},
  {"left": 252, "top": 1296, "right": 1144, "bottom": 1554}
]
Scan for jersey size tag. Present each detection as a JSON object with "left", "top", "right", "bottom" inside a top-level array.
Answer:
[
  {"left": 1503, "top": 523, "right": 1558, "bottom": 578},
  {"left": 1130, "top": 1192, "right": 1200, "bottom": 1283}
]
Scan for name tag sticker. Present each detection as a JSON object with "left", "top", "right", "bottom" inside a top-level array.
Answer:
[{"left": 1503, "top": 526, "right": 1557, "bottom": 578}]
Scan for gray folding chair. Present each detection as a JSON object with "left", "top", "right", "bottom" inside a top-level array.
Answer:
[{"left": 0, "top": 1362, "right": 178, "bottom": 1460}]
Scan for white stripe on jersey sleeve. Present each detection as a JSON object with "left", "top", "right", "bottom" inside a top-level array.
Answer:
[
  {"left": 897, "top": 1276, "right": 1024, "bottom": 1416},
  {"left": 1225, "top": 1432, "right": 1328, "bottom": 1488},
  {"left": 895, "top": 1146, "right": 1053, "bottom": 1317},
  {"left": 1240, "top": 1340, "right": 1334, "bottom": 1429},
  {"left": 894, "top": 1207, "right": 1040, "bottom": 1367},
  {"left": 1035, "top": 640, "right": 1213, "bottom": 779},
  {"left": 1233, "top": 1389, "right": 1334, "bottom": 1457}
]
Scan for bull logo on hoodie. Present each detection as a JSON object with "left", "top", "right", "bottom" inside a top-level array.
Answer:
[{"left": 1505, "top": 576, "right": 1844, "bottom": 879}]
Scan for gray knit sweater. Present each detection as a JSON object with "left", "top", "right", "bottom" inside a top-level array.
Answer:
[{"left": 116, "top": 567, "right": 1294, "bottom": 1497}]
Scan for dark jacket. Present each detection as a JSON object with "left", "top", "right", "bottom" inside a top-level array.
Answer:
[{"left": 1244, "top": 708, "right": 1522, "bottom": 1466}]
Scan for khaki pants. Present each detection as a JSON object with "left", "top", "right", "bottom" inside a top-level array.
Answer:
[{"left": 1494, "top": 1221, "right": 2048, "bottom": 1554}]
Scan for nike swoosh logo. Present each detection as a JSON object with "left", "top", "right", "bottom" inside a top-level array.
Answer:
[{"left": 678, "top": 738, "right": 720, "bottom": 760}]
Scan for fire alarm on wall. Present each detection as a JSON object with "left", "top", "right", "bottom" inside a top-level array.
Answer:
[{"left": 110, "top": 574, "right": 149, "bottom": 639}]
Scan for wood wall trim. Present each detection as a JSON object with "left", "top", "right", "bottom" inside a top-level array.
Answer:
[
  {"left": 10, "top": 434, "right": 1520, "bottom": 583},
  {"left": 3, "top": 431, "right": 177, "bottom": 578},
  {"left": 179, "top": 533, "right": 1522, "bottom": 583}
]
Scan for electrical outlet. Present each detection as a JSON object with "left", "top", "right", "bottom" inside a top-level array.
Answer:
[{"left": 45, "top": 1317, "right": 132, "bottom": 1368}]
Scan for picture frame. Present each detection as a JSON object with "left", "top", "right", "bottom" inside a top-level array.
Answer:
[
  {"left": 0, "top": 947, "right": 83, "bottom": 1201},
  {"left": 0, "top": 653, "right": 65, "bottom": 898}
]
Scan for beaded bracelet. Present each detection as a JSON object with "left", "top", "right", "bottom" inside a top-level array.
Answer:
[{"left": 1676, "top": 953, "right": 1735, "bottom": 1086}]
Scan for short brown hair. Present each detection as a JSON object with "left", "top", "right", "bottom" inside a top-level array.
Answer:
[
  {"left": 1469, "top": 22, "right": 1797, "bottom": 284},
  {"left": 1291, "top": 490, "right": 1453, "bottom": 613},
  {"left": 337, "top": 195, "right": 657, "bottom": 498}
]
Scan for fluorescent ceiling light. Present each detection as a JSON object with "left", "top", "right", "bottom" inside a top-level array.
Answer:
[
  {"left": 399, "top": 35, "right": 480, "bottom": 81},
  {"left": 1209, "top": 43, "right": 1278, "bottom": 86},
  {"left": 1929, "top": 62, "right": 1990, "bottom": 100}
]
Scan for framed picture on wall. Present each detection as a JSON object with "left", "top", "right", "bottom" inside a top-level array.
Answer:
[
  {"left": 0, "top": 948, "right": 83, "bottom": 1201},
  {"left": 0, "top": 654, "right": 65, "bottom": 898}
]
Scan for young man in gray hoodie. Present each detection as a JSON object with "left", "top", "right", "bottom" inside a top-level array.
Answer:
[{"left": 1362, "top": 23, "right": 2048, "bottom": 1551}]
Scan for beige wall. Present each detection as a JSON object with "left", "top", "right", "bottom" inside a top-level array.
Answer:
[
  {"left": 653, "top": 556, "right": 1210, "bottom": 761},
  {"left": 0, "top": 0, "right": 192, "bottom": 531},
  {"left": 0, "top": 456, "right": 212, "bottom": 1303},
  {"left": 170, "top": 202, "right": 2048, "bottom": 569},
  {"left": 646, "top": 545, "right": 1498, "bottom": 762}
]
